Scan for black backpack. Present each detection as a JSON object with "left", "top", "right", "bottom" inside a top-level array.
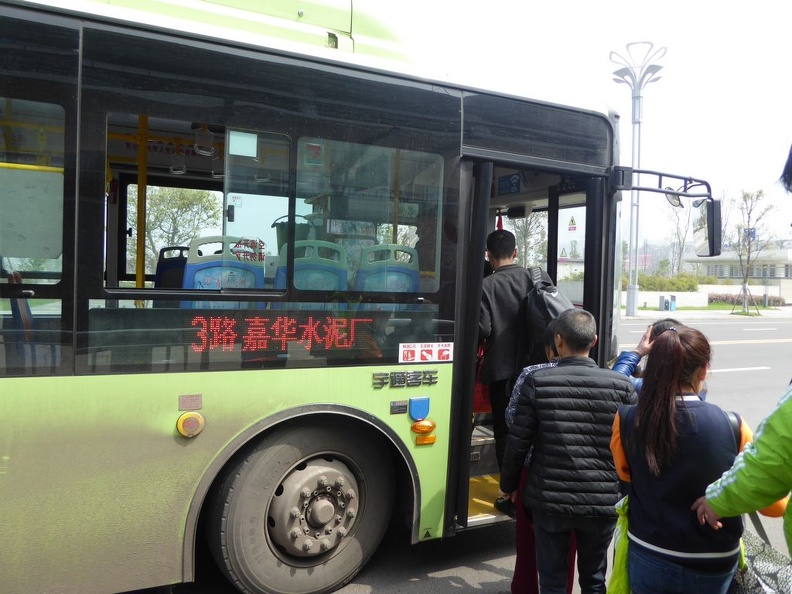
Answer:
[{"left": 523, "top": 267, "right": 574, "bottom": 364}]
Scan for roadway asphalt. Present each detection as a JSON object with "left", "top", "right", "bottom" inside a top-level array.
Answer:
[{"left": 623, "top": 305, "right": 792, "bottom": 320}]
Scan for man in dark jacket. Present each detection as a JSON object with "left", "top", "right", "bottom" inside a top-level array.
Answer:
[
  {"left": 479, "top": 230, "right": 549, "bottom": 482},
  {"left": 499, "top": 308, "right": 636, "bottom": 594}
]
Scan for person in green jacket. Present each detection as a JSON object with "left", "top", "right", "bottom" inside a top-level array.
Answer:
[
  {"left": 691, "top": 383, "right": 792, "bottom": 555},
  {"left": 693, "top": 147, "right": 792, "bottom": 552}
]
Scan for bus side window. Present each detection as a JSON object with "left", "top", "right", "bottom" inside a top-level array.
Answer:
[
  {"left": 0, "top": 97, "right": 65, "bottom": 376},
  {"left": 0, "top": 98, "right": 64, "bottom": 284}
]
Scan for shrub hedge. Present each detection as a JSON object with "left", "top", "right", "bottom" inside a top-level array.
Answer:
[{"left": 708, "top": 293, "right": 786, "bottom": 306}]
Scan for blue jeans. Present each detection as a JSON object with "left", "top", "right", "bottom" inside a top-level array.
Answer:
[
  {"left": 628, "top": 544, "right": 737, "bottom": 594},
  {"left": 533, "top": 510, "right": 616, "bottom": 594}
]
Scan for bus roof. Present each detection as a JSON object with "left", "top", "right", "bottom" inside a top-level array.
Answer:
[
  {"left": 8, "top": 0, "right": 613, "bottom": 127},
  {"left": 12, "top": 0, "right": 409, "bottom": 63}
]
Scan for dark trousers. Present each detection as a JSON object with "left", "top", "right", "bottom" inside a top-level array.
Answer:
[
  {"left": 512, "top": 468, "right": 577, "bottom": 594},
  {"left": 488, "top": 378, "right": 511, "bottom": 470},
  {"left": 532, "top": 510, "right": 616, "bottom": 594}
]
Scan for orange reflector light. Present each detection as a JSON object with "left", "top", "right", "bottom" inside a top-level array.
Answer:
[
  {"left": 176, "top": 412, "right": 205, "bottom": 438},
  {"left": 416, "top": 434, "right": 437, "bottom": 446},
  {"left": 410, "top": 419, "right": 436, "bottom": 434}
]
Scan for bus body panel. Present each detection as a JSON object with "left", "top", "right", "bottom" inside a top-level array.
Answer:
[{"left": 0, "top": 364, "right": 450, "bottom": 593}]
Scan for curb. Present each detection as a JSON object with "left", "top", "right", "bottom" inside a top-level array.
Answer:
[{"left": 621, "top": 307, "right": 792, "bottom": 320}]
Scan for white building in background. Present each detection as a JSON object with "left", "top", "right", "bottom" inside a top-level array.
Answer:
[{"left": 685, "top": 239, "right": 792, "bottom": 303}]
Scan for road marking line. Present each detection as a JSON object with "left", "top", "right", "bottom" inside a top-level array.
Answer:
[
  {"left": 710, "top": 339, "right": 792, "bottom": 345},
  {"left": 711, "top": 367, "right": 771, "bottom": 373},
  {"left": 743, "top": 328, "right": 777, "bottom": 331}
]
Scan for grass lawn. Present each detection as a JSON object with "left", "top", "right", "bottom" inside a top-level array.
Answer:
[{"left": 625, "top": 302, "right": 780, "bottom": 313}]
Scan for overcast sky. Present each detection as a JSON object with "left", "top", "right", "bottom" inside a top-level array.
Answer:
[{"left": 382, "top": 1, "right": 792, "bottom": 243}]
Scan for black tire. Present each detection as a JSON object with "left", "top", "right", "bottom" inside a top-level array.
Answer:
[{"left": 207, "top": 422, "right": 394, "bottom": 594}]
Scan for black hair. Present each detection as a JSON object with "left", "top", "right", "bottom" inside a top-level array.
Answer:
[
  {"left": 651, "top": 318, "right": 682, "bottom": 340},
  {"left": 781, "top": 143, "right": 792, "bottom": 193},
  {"left": 485, "top": 229, "right": 516, "bottom": 260},
  {"left": 554, "top": 309, "right": 596, "bottom": 352},
  {"left": 634, "top": 326, "right": 711, "bottom": 475}
]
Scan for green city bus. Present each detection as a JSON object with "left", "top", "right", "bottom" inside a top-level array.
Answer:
[{"left": 0, "top": 2, "right": 721, "bottom": 593}]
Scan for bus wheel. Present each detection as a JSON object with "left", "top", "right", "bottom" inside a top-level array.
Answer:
[{"left": 207, "top": 423, "right": 394, "bottom": 594}]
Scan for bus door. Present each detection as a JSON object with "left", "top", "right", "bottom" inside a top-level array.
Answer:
[{"left": 457, "top": 161, "right": 614, "bottom": 530}]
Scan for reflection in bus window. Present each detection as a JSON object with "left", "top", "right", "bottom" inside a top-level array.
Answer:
[
  {"left": 122, "top": 185, "right": 224, "bottom": 287},
  {"left": 295, "top": 138, "right": 443, "bottom": 293},
  {"left": 0, "top": 98, "right": 64, "bottom": 285},
  {"left": 557, "top": 204, "right": 587, "bottom": 306}
]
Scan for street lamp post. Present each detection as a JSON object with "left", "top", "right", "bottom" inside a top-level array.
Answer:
[{"left": 610, "top": 42, "right": 666, "bottom": 317}]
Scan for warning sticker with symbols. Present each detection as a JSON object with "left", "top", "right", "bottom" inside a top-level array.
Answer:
[{"left": 398, "top": 342, "right": 453, "bottom": 363}]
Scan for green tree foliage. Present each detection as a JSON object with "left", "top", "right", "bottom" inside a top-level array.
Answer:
[
  {"left": 127, "top": 185, "right": 222, "bottom": 274},
  {"left": 569, "top": 239, "right": 581, "bottom": 260},
  {"left": 506, "top": 211, "right": 548, "bottom": 266},
  {"left": 656, "top": 258, "right": 671, "bottom": 277},
  {"left": 621, "top": 270, "right": 716, "bottom": 292},
  {"left": 637, "top": 272, "right": 707, "bottom": 292}
]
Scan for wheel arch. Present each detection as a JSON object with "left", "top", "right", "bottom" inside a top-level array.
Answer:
[{"left": 180, "top": 404, "right": 420, "bottom": 582}]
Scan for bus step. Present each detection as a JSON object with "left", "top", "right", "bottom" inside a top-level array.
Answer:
[
  {"left": 466, "top": 472, "right": 513, "bottom": 528},
  {"left": 470, "top": 425, "right": 498, "bottom": 476}
]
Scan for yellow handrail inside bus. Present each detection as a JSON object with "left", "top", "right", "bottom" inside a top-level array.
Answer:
[{"left": 0, "top": 162, "right": 63, "bottom": 173}]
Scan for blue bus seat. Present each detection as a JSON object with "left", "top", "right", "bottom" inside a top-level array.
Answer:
[
  {"left": 181, "top": 236, "right": 265, "bottom": 309},
  {"left": 353, "top": 244, "right": 419, "bottom": 293},
  {"left": 274, "top": 240, "right": 348, "bottom": 291},
  {"left": 153, "top": 246, "right": 188, "bottom": 308},
  {"left": 8, "top": 280, "right": 35, "bottom": 368},
  {"left": 4, "top": 270, "right": 57, "bottom": 371},
  {"left": 273, "top": 240, "right": 348, "bottom": 311}
]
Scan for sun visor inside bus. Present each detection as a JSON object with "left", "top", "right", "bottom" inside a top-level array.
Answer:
[{"left": 0, "top": 161, "right": 64, "bottom": 259}]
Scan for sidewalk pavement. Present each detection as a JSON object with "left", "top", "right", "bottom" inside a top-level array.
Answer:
[{"left": 622, "top": 305, "right": 792, "bottom": 320}]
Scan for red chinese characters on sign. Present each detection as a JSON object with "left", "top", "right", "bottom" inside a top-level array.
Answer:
[
  {"left": 192, "top": 316, "right": 238, "bottom": 352},
  {"left": 271, "top": 315, "right": 299, "bottom": 350},
  {"left": 191, "top": 315, "right": 373, "bottom": 354},
  {"left": 232, "top": 238, "right": 267, "bottom": 262}
]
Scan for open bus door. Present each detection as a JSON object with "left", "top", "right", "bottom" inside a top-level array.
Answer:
[
  {"left": 460, "top": 162, "right": 604, "bottom": 530},
  {"left": 452, "top": 162, "right": 721, "bottom": 533}
]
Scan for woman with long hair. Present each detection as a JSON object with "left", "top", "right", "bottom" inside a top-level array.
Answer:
[{"left": 610, "top": 326, "right": 785, "bottom": 593}]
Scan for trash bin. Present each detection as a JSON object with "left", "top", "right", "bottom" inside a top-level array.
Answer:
[
  {"left": 658, "top": 295, "right": 666, "bottom": 311},
  {"left": 669, "top": 295, "right": 677, "bottom": 311}
]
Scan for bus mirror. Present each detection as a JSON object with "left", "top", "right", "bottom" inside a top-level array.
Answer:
[
  {"left": 664, "top": 187, "right": 682, "bottom": 208},
  {"left": 506, "top": 205, "right": 528, "bottom": 219},
  {"left": 693, "top": 199, "right": 722, "bottom": 257}
]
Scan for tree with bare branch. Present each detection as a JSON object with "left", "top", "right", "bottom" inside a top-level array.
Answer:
[
  {"left": 723, "top": 190, "right": 775, "bottom": 312},
  {"left": 666, "top": 203, "right": 693, "bottom": 276}
]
